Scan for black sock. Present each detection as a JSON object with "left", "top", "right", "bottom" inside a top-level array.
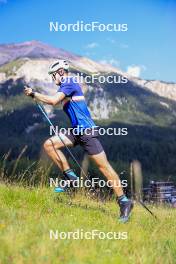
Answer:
[
  {"left": 63, "top": 169, "right": 78, "bottom": 181},
  {"left": 118, "top": 195, "right": 129, "bottom": 203}
]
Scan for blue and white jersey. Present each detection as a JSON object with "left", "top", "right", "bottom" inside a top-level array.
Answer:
[{"left": 58, "top": 77, "right": 96, "bottom": 130}]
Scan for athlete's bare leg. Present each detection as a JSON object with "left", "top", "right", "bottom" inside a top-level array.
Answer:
[
  {"left": 43, "top": 134, "right": 73, "bottom": 172},
  {"left": 89, "top": 151, "right": 124, "bottom": 197}
]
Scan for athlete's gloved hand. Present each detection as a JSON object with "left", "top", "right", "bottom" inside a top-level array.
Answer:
[{"left": 24, "top": 86, "right": 35, "bottom": 98}]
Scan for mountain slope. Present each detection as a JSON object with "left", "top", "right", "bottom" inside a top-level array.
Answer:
[
  {"left": 0, "top": 40, "right": 176, "bottom": 127},
  {"left": 0, "top": 40, "right": 80, "bottom": 65},
  {"left": 0, "top": 60, "right": 176, "bottom": 127},
  {"left": 0, "top": 40, "right": 176, "bottom": 102}
]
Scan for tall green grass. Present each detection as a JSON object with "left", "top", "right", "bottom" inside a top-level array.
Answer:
[
  {"left": 0, "top": 184, "right": 176, "bottom": 264},
  {"left": 0, "top": 151, "right": 176, "bottom": 263}
]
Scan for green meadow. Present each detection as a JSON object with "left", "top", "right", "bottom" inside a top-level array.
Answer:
[{"left": 0, "top": 184, "right": 175, "bottom": 264}]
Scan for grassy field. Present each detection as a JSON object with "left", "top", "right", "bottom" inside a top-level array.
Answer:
[{"left": 0, "top": 184, "right": 176, "bottom": 264}]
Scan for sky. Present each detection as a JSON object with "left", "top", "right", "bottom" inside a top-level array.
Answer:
[{"left": 0, "top": 0, "right": 176, "bottom": 82}]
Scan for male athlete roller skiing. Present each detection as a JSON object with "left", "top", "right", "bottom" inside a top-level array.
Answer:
[{"left": 24, "top": 59, "right": 133, "bottom": 223}]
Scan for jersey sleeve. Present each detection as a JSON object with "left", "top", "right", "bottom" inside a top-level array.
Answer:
[{"left": 58, "top": 83, "right": 75, "bottom": 97}]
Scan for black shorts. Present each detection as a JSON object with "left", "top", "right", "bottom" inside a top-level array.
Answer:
[{"left": 65, "top": 128, "right": 104, "bottom": 155}]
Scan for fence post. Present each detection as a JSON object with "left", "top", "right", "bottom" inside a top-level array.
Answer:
[{"left": 132, "top": 160, "right": 143, "bottom": 202}]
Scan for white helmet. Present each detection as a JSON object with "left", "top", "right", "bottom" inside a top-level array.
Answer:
[{"left": 48, "top": 59, "right": 69, "bottom": 74}]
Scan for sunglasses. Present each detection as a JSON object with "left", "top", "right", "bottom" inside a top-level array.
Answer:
[
  {"left": 51, "top": 69, "right": 64, "bottom": 80},
  {"left": 52, "top": 73, "right": 57, "bottom": 80}
]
